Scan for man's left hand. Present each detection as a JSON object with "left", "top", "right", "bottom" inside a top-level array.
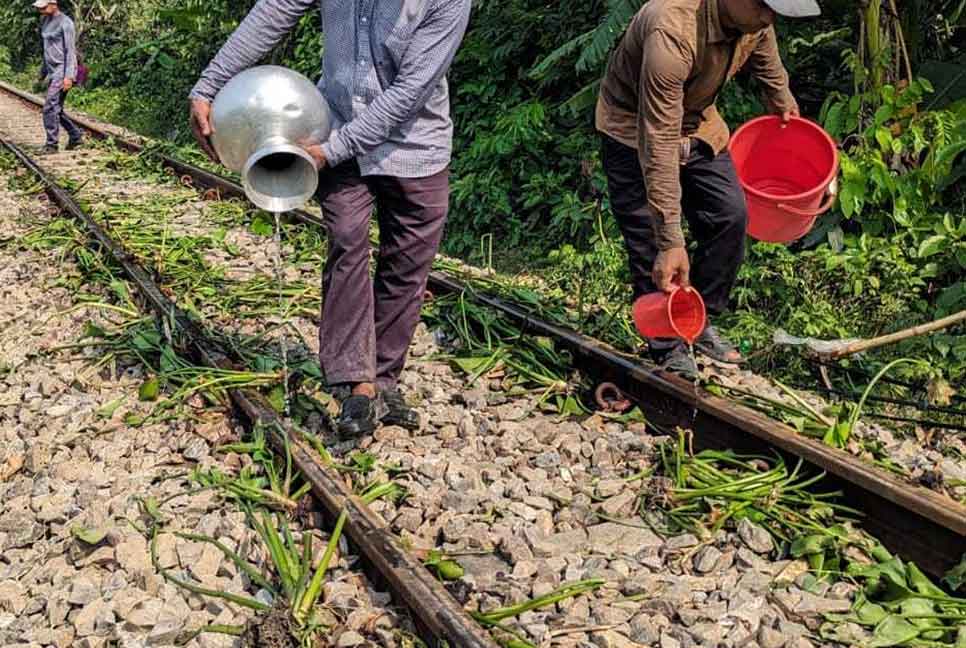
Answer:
[
  {"left": 62, "top": 78, "right": 74, "bottom": 91},
  {"left": 780, "top": 107, "right": 799, "bottom": 123},
  {"left": 303, "top": 143, "right": 327, "bottom": 170}
]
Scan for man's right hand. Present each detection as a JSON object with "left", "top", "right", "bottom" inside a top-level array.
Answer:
[
  {"left": 189, "top": 98, "right": 220, "bottom": 163},
  {"left": 652, "top": 247, "right": 691, "bottom": 293}
]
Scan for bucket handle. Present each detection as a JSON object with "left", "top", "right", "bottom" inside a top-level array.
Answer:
[{"left": 778, "top": 180, "right": 838, "bottom": 218}]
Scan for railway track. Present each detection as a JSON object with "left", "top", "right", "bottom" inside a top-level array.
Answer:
[
  {"left": 0, "top": 81, "right": 964, "bottom": 648},
  {"left": 0, "top": 99, "right": 496, "bottom": 647}
]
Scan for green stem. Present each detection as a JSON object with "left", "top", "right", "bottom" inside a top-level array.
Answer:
[
  {"left": 472, "top": 579, "right": 604, "bottom": 625},
  {"left": 295, "top": 510, "right": 347, "bottom": 623},
  {"left": 848, "top": 358, "right": 926, "bottom": 432},
  {"left": 150, "top": 525, "right": 268, "bottom": 612},
  {"left": 172, "top": 531, "right": 276, "bottom": 594}
]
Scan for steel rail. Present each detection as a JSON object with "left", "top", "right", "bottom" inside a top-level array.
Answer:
[
  {"left": 3, "top": 81, "right": 964, "bottom": 576},
  {"left": 0, "top": 133, "right": 499, "bottom": 648}
]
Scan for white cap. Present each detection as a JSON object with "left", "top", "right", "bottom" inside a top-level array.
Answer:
[
  {"left": 33, "top": 0, "right": 57, "bottom": 8},
  {"left": 763, "top": 0, "right": 821, "bottom": 17}
]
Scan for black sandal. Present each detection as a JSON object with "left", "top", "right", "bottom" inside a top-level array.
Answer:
[
  {"left": 657, "top": 346, "right": 699, "bottom": 381},
  {"left": 694, "top": 325, "right": 744, "bottom": 364},
  {"left": 380, "top": 389, "right": 421, "bottom": 431},
  {"left": 336, "top": 395, "right": 380, "bottom": 439}
]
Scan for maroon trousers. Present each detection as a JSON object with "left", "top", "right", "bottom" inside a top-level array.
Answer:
[{"left": 315, "top": 161, "right": 449, "bottom": 390}]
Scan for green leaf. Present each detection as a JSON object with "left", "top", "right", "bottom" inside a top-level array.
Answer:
[
  {"left": 159, "top": 346, "right": 180, "bottom": 374},
  {"left": 831, "top": 421, "right": 852, "bottom": 447},
  {"left": 435, "top": 559, "right": 465, "bottom": 581},
  {"left": 790, "top": 534, "right": 829, "bottom": 557},
  {"left": 839, "top": 182, "right": 856, "bottom": 218},
  {"left": 825, "top": 102, "right": 845, "bottom": 137},
  {"left": 854, "top": 598, "right": 888, "bottom": 626},
  {"left": 139, "top": 377, "right": 160, "bottom": 402},
  {"left": 96, "top": 396, "right": 126, "bottom": 419},
  {"left": 249, "top": 214, "right": 275, "bottom": 237},
  {"left": 874, "top": 105, "right": 894, "bottom": 126},
  {"left": 453, "top": 356, "right": 493, "bottom": 375},
  {"left": 906, "top": 562, "right": 947, "bottom": 598},
  {"left": 266, "top": 385, "right": 286, "bottom": 414},
  {"left": 71, "top": 525, "right": 107, "bottom": 546},
  {"left": 82, "top": 321, "right": 108, "bottom": 339},
  {"left": 124, "top": 413, "right": 145, "bottom": 427},
  {"left": 132, "top": 329, "right": 161, "bottom": 352},
  {"left": 556, "top": 395, "right": 584, "bottom": 417},
  {"left": 918, "top": 235, "right": 948, "bottom": 258},
  {"left": 869, "top": 615, "right": 920, "bottom": 647},
  {"left": 109, "top": 279, "right": 131, "bottom": 304},
  {"left": 294, "top": 359, "right": 323, "bottom": 380},
  {"left": 899, "top": 598, "right": 942, "bottom": 631},
  {"left": 942, "top": 554, "right": 966, "bottom": 592},
  {"left": 141, "top": 496, "right": 163, "bottom": 522},
  {"left": 849, "top": 557, "right": 909, "bottom": 590},
  {"left": 874, "top": 127, "right": 893, "bottom": 151}
]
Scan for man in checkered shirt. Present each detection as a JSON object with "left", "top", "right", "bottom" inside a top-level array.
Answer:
[{"left": 190, "top": 0, "right": 472, "bottom": 438}]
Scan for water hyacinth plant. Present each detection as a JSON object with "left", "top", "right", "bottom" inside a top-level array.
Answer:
[
  {"left": 644, "top": 432, "right": 862, "bottom": 555},
  {"left": 821, "top": 544, "right": 966, "bottom": 647},
  {"left": 422, "top": 291, "right": 587, "bottom": 413},
  {"left": 143, "top": 465, "right": 406, "bottom": 646},
  {"left": 75, "top": 318, "right": 280, "bottom": 425}
]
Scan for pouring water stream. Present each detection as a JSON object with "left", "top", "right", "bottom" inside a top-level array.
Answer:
[{"left": 272, "top": 212, "right": 291, "bottom": 417}]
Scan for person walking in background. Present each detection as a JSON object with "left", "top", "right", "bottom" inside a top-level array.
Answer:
[
  {"left": 189, "top": 0, "right": 472, "bottom": 438},
  {"left": 35, "top": 0, "right": 83, "bottom": 154},
  {"left": 597, "top": 0, "right": 820, "bottom": 378}
]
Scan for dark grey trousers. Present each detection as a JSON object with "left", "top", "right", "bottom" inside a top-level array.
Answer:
[
  {"left": 43, "top": 78, "right": 82, "bottom": 147},
  {"left": 601, "top": 134, "right": 748, "bottom": 359},
  {"left": 315, "top": 160, "right": 449, "bottom": 390}
]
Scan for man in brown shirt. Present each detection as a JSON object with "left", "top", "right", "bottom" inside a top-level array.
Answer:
[{"left": 597, "top": 0, "right": 820, "bottom": 377}]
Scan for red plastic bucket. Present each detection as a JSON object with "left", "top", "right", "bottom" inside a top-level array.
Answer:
[
  {"left": 729, "top": 116, "right": 839, "bottom": 243},
  {"left": 632, "top": 287, "right": 707, "bottom": 345}
]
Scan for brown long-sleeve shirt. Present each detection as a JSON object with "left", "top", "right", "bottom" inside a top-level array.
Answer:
[{"left": 596, "top": 0, "right": 797, "bottom": 249}]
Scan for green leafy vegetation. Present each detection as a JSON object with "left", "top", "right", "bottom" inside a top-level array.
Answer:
[
  {"left": 647, "top": 432, "right": 966, "bottom": 646},
  {"left": 645, "top": 431, "right": 862, "bottom": 552}
]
